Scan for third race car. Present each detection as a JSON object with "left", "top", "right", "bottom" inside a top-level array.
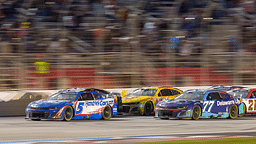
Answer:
[{"left": 155, "top": 89, "right": 244, "bottom": 120}]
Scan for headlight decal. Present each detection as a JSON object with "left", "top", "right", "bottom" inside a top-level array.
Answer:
[
  {"left": 176, "top": 105, "right": 189, "bottom": 109},
  {"left": 48, "top": 107, "right": 60, "bottom": 110}
]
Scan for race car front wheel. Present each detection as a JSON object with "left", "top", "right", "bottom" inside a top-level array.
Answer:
[
  {"left": 192, "top": 105, "right": 201, "bottom": 120},
  {"left": 102, "top": 105, "right": 112, "bottom": 120},
  {"left": 229, "top": 104, "right": 238, "bottom": 119},
  {"left": 63, "top": 106, "right": 73, "bottom": 121}
]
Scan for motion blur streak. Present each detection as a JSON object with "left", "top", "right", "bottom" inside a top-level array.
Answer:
[{"left": 0, "top": 0, "right": 255, "bottom": 91}]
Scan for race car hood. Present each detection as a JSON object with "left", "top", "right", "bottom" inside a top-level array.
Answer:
[
  {"left": 122, "top": 95, "right": 152, "bottom": 104},
  {"left": 27, "top": 100, "right": 73, "bottom": 108},
  {"left": 157, "top": 99, "right": 196, "bottom": 108}
]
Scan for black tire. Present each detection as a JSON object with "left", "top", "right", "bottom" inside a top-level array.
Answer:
[
  {"left": 160, "top": 117, "right": 169, "bottom": 120},
  {"left": 238, "top": 103, "right": 246, "bottom": 117},
  {"left": 63, "top": 106, "right": 73, "bottom": 121},
  {"left": 144, "top": 102, "right": 153, "bottom": 116},
  {"left": 229, "top": 104, "right": 238, "bottom": 119},
  {"left": 192, "top": 105, "right": 201, "bottom": 120},
  {"left": 31, "top": 119, "right": 41, "bottom": 121},
  {"left": 102, "top": 105, "right": 112, "bottom": 120}
]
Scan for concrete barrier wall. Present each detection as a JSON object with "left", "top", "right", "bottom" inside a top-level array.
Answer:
[
  {"left": 0, "top": 91, "right": 58, "bottom": 116},
  {"left": 1, "top": 85, "right": 256, "bottom": 116}
]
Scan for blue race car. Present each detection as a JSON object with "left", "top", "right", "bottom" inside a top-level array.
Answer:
[
  {"left": 208, "top": 85, "right": 246, "bottom": 91},
  {"left": 155, "top": 89, "right": 244, "bottom": 120},
  {"left": 25, "top": 89, "right": 118, "bottom": 121}
]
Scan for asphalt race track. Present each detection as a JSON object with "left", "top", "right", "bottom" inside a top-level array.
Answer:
[{"left": 1, "top": 114, "right": 256, "bottom": 143}]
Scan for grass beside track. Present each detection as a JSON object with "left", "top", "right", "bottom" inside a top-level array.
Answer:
[{"left": 127, "top": 137, "right": 256, "bottom": 144}]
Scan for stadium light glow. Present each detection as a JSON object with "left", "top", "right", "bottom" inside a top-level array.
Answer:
[
  {"left": 185, "top": 18, "right": 195, "bottom": 20},
  {"left": 203, "top": 18, "right": 213, "bottom": 20}
]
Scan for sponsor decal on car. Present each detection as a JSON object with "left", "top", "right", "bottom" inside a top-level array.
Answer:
[
  {"left": 217, "top": 99, "right": 240, "bottom": 106},
  {"left": 81, "top": 100, "right": 114, "bottom": 108}
]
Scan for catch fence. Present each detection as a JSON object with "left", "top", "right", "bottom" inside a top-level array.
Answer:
[{"left": 0, "top": 51, "right": 255, "bottom": 91}]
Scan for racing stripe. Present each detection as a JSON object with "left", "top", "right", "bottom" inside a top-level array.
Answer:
[{"left": 53, "top": 105, "right": 68, "bottom": 118}]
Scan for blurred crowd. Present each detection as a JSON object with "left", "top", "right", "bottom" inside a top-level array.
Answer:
[{"left": 0, "top": 0, "right": 255, "bottom": 57}]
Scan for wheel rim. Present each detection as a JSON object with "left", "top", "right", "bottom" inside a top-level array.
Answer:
[
  {"left": 103, "top": 106, "right": 111, "bottom": 119},
  {"left": 145, "top": 103, "right": 152, "bottom": 115},
  {"left": 230, "top": 106, "right": 237, "bottom": 118},
  {"left": 65, "top": 107, "right": 72, "bottom": 120},
  {"left": 193, "top": 106, "right": 200, "bottom": 119}
]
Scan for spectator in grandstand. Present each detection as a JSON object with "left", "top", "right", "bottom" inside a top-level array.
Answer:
[
  {"left": 92, "top": 0, "right": 105, "bottom": 17},
  {"left": 232, "top": 1, "right": 256, "bottom": 26},
  {"left": 227, "top": 36, "right": 239, "bottom": 52},
  {"left": 144, "top": 0, "right": 163, "bottom": 18},
  {"left": 195, "top": 0, "right": 208, "bottom": 8},
  {"left": 210, "top": 4, "right": 227, "bottom": 25},
  {"left": 137, "top": 35, "right": 147, "bottom": 53},
  {"left": 142, "top": 22, "right": 157, "bottom": 37},
  {"left": 105, "top": 0, "right": 119, "bottom": 20},
  {"left": 1, "top": 1, "right": 17, "bottom": 20},
  {"left": 0, "top": 38, "right": 12, "bottom": 53},
  {"left": 145, "top": 37, "right": 163, "bottom": 57},
  {"left": 179, "top": 8, "right": 202, "bottom": 38},
  {"left": 46, "top": 38, "right": 62, "bottom": 53},
  {"left": 22, "top": 34, "right": 34, "bottom": 53},
  {"left": 80, "top": 0, "right": 91, "bottom": 15},
  {"left": 178, "top": 0, "right": 191, "bottom": 16},
  {"left": 0, "top": 9, "right": 5, "bottom": 20},
  {"left": 223, "top": 0, "right": 240, "bottom": 9},
  {"left": 63, "top": 11, "right": 76, "bottom": 30},
  {"left": 73, "top": 9, "right": 83, "bottom": 29},
  {"left": 116, "top": 8, "right": 129, "bottom": 24},
  {"left": 232, "top": 1, "right": 256, "bottom": 49},
  {"left": 169, "top": 37, "right": 182, "bottom": 53},
  {"left": 178, "top": 38, "right": 195, "bottom": 57}
]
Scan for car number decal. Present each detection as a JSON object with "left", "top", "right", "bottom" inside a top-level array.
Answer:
[
  {"left": 248, "top": 99, "right": 256, "bottom": 111},
  {"left": 203, "top": 101, "right": 215, "bottom": 113}
]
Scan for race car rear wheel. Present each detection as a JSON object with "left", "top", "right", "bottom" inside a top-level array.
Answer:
[
  {"left": 144, "top": 102, "right": 153, "bottom": 116},
  {"left": 229, "top": 104, "right": 238, "bottom": 119},
  {"left": 63, "top": 106, "right": 73, "bottom": 121},
  {"left": 238, "top": 103, "right": 246, "bottom": 117},
  {"left": 102, "top": 105, "right": 112, "bottom": 120},
  {"left": 192, "top": 105, "right": 201, "bottom": 120},
  {"left": 31, "top": 119, "right": 41, "bottom": 121}
]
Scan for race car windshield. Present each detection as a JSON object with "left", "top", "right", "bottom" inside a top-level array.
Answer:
[
  {"left": 46, "top": 93, "right": 77, "bottom": 101},
  {"left": 175, "top": 91, "right": 205, "bottom": 100},
  {"left": 127, "top": 89, "right": 157, "bottom": 96},
  {"left": 227, "top": 90, "right": 249, "bottom": 98}
]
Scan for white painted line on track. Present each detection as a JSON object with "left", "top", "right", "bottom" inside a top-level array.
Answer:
[
  {"left": 165, "top": 129, "right": 256, "bottom": 135},
  {"left": 186, "top": 135, "right": 220, "bottom": 138},
  {"left": 94, "top": 141, "right": 108, "bottom": 143},
  {"left": 1, "top": 135, "right": 254, "bottom": 144}
]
